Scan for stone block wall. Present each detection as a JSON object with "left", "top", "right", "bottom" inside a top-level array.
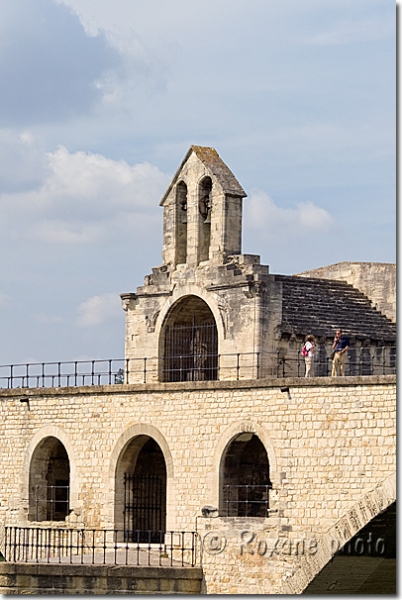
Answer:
[
  {"left": 0, "top": 376, "right": 396, "bottom": 594},
  {"left": 0, "top": 563, "right": 203, "bottom": 594}
]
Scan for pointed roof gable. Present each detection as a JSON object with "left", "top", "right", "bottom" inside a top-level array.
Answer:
[{"left": 160, "top": 145, "right": 247, "bottom": 206}]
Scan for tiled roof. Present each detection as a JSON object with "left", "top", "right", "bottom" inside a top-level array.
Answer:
[
  {"left": 160, "top": 146, "right": 246, "bottom": 205},
  {"left": 275, "top": 275, "right": 396, "bottom": 342}
]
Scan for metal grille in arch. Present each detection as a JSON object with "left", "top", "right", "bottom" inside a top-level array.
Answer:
[{"left": 163, "top": 319, "right": 218, "bottom": 382}]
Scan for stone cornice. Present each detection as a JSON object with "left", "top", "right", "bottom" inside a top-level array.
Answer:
[{"left": 0, "top": 374, "right": 395, "bottom": 399}]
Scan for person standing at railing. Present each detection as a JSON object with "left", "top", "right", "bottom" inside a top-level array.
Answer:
[
  {"left": 302, "top": 335, "right": 316, "bottom": 377},
  {"left": 331, "top": 328, "right": 350, "bottom": 376}
]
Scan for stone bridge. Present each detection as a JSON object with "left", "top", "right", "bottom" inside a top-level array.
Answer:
[{"left": 0, "top": 374, "right": 395, "bottom": 594}]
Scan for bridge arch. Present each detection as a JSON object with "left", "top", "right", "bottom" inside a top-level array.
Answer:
[
  {"left": 282, "top": 473, "right": 396, "bottom": 594},
  {"left": 20, "top": 426, "right": 78, "bottom": 523},
  {"left": 108, "top": 424, "right": 174, "bottom": 532},
  {"left": 208, "top": 421, "right": 279, "bottom": 515}
]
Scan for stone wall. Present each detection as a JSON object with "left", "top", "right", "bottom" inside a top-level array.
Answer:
[
  {"left": 295, "top": 262, "right": 396, "bottom": 322},
  {"left": 0, "top": 376, "right": 396, "bottom": 594},
  {"left": 0, "top": 563, "right": 202, "bottom": 595}
]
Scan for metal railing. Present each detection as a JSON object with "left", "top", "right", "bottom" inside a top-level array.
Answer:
[
  {"left": 222, "top": 484, "right": 272, "bottom": 517},
  {"left": 276, "top": 346, "right": 396, "bottom": 378},
  {"left": 3, "top": 527, "right": 199, "bottom": 567},
  {"left": 0, "top": 359, "right": 126, "bottom": 389},
  {"left": 0, "top": 353, "right": 260, "bottom": 389},
  {"left": 32, "top": 485, "right": 69, "bottom": 522},
  {"left": 0, "top": 346, "right": 395, "bottom": 389}
]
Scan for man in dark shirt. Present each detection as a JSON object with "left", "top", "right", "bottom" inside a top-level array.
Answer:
[{"left": 331, "top": 329, "right": 350, "bottom": 376}]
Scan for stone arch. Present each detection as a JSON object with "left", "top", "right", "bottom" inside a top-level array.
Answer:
[
  {"left": 156, "top": 285, "right": 225, "bottom": 355},
  {"left": 282, "top": 473, "right": 396, "bottom": 594},
  {"left": 207, "top": 421, "right": 278, "bottom": 515},
  {"left": 158, "top": 292, "right": 219, "bottom": 382},
  {"left": 198, "top": 176, "right": 212, "bottom": 263},
  {"left": 175, "top": 180, "right": 188, "bottom": 265},
  {"left": 108, "top": 424, "right": 174, "bottom": 532},
  {"left": 21, "top": 426, "right": 78, "bottom": 523}
]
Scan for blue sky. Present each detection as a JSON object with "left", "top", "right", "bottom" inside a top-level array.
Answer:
[{"left": 0, "top": 0, "right": 396, "bottom": 365}]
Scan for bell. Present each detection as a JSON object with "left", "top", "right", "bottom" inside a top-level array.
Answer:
[{"left": 204, "top": 208, "right": 211, "bottom": 224}]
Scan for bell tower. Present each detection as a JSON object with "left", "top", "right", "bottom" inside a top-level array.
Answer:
[
  {"left": 159, "top": 146, "right": 247, "bottom": 269},
  {"left": 121, "top": 146, "right": 271, "bottom": 383}
]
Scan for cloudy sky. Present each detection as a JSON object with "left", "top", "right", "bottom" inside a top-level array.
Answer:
[{"left": 0, "top": 0, "right": 395, "bottom": 367}]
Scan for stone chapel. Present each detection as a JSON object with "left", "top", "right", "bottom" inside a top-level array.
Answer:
[{"left": 120, "top": 145, "right": 396, "bottom": 384}]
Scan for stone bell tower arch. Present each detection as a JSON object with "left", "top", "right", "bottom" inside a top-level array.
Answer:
[
  {"left": 159, "top": 146, "right": 246, "bottom": 268},
  {"left": 121, "top": 146, "right": 271, "bottom": 383}
]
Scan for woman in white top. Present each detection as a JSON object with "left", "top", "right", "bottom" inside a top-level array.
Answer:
[{"left": 303, "top": 334, "right": 316, "bottom": 378}]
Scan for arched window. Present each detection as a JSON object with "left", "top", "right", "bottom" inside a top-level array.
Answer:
[
  {"left": 29, "top": 437, "right": 70, "bottom": 522},
  {"left": 162, "top": 295, "right": 218, "bottom": 382},
  {"left": 115, "top": 436, "right": 167, "bottom": 543},
  {"left": 220, "top": 433, "right": 271, "bottom": 517},
  {"left": 176, "top": 181, "right": 188, "bottom": 265},
  {"left": 198, "top": 177, "right": 212, "bottom": 263}
]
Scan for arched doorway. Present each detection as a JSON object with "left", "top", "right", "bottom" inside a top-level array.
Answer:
[
  {"left": 115, "top": 436, "right": 167, "bottom": 543},
  {"left": 162, "top": 295, "right": 218, "bottom": 382},
  {"left": 220, "top": 433, "right": 271, "bottom": 517},
  {"left": 29, "top": 437, "right": 70, "bottom": 522}
]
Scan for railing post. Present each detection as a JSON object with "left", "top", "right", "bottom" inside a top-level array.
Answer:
[
  {"left": 236, "top": 353, "right": 240, "bottom": 380},
  {"left": 4, "top": 526, "right": 8, "bottom": 561},
  {"left": 256, "top": 352, "right": 260, "bottom": 379},
  {"left": 125, "top": 358, "right": 129, "bottom": 384},
  {"left": 143, "top": 357, "right": 147, "bottom": 384},
  {"left": 13, "top": 527, "right": 17, "bottom": 563},
  {"left": 114, "top": 529, "right": 118, "bottom": 565}
]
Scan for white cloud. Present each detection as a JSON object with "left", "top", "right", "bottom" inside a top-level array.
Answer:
[
  {"left": 0, "top": 138, "right": 170, "bottom": 245},
  {"left": 33, "top": 220, "right": 104, "bottom": 244},
  {"left": 76, "top": 293, "right": 121, "bottom": 327},
  {"left": 246, "top": 191, "right": 333, "bottom": 238}
]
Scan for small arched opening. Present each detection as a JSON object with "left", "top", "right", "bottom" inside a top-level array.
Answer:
[
  {"left": 198, "top": 176, "right": 212, "bottom": 263},
  {"left": 176, "top": 180, "right": 188, "bottom": 265},
  {"left": 220, "top": 433, "right": 271, "bottom": 517},
  {"left": 115, "top": 436, "right": 167, "bottom": 542},
  {"left": 161, "top": 295, "right": 218, "bottom": 382},
  {"left": 29, "top": 437, "right": 70, "bottom": 522}
]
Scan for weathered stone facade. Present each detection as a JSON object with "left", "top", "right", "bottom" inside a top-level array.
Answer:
[
  {"left": 0, "top": 376, "right": 396, "bottom": 593},
  {"left": 120, "top": 147, "right": 395, "bottom": 384}
]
